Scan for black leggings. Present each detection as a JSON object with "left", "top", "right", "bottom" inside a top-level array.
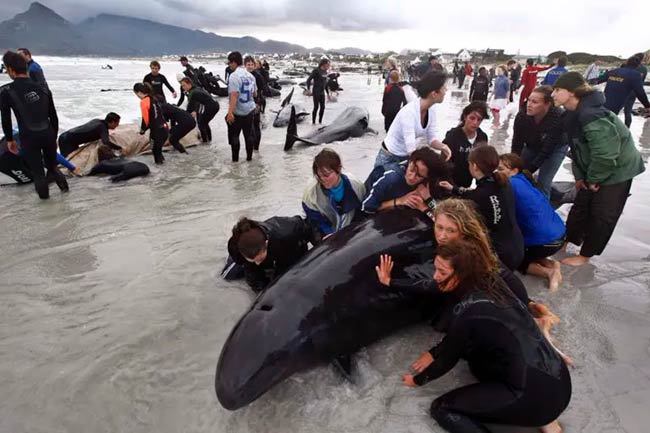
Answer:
[
  {"left": 198, "top": 107, "right": 218, "bottom": 142},
  {"left": 565, "top": 180, "right": 632, "bottom": 257},
  {"left": 150, "top": 127, "right": 168, "bottom": 164},
  {"left": 227, "top": 112, "right": 255, "bottom": 162},
  {"left": 22, "top": 129, "right": 63, "bottom": 198},
  {"left": 518, "top": 237, "right": 565, "bottom": 273},
  {"left": 430, "top": 363, "right": 572, "bottom": 432},
  {"left": 312, "top": 93, "right": 325, "bottom": 123},
  {"left": 169, "top": 119, "right": 194, "bottom": 152},
  {"left": 252, "top": 109, "right": 261, "bottom": 151}
]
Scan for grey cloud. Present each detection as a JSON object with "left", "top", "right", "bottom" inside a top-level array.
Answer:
[{"left": 1, "top": 0, "right": 409, "bottom": 32}]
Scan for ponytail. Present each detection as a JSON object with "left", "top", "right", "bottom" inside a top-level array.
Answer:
[
  {"left": 499, "top": 153, "right": 543, "bottom": 192},
  {"left": 468, "top": 145, "right": 507, "bottom": 186}
]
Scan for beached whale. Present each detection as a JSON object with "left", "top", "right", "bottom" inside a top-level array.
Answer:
[
  {"left": 284, "top": 106, "right": 377, "bottom": 150},
  {"left": 272, "top": 88, "right": 309, "bottom": 127},
  {"left": 215, "top": 209, "right": 437, "bottom": 410}
]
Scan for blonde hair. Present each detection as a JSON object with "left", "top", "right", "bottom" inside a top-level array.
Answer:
[
  {"left": 433, "top": 199, "right": 498, "bottom": 273},
  {"left": 497, "top": 64, "right": 507, "bottom": 74}
]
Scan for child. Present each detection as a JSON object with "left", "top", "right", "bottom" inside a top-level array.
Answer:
[
  {"left": 381, "top": 70, "right": 407, "bottom": 132},
  {"left": 469, "top": 66, "right": 490, "bottom": 102},
  {"left": 490, "top": 65, "right": 510, "bottom": 126}
]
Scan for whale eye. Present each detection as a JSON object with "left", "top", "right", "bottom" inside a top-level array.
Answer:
[{"left": 260, "top": 305, "right": 273, "bottom": 311}]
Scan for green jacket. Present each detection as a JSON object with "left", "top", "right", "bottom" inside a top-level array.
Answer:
[{"left": 566, "top": 91, "right": 645, "bottom": 186}]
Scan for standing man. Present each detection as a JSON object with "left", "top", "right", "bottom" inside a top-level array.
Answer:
[
  {"left": 307, "top": 58, "right": 331, "bottom": 124},
  {"left": 17, "top": 48, "right": 49, "bottom": 91},
  {"left": 179, "top": 56, "right": 199, "bottom": 86},
  {"left": 427, "top": 55, "right": 444, "bottom": 73},
  {"left": 519, "top": 58, "right": 554, "bottom": 107},
  {"left": 143, "top": 61, "right": 177, "bottom": 103},
  {"left": 225, "top": 51, "right": 257, "bottom": 162},
  {"left": 622, "top": 53, "right": 648, "bottom": 128},
  {"left": 541, "top": 56, "right": 568, "bottom": 86},
  {"left": 597, "top": 55, "right": 650, "bottom": 126},
  {"left": 507, "top": 60, "right": 522, "bottom": 103},
  {"left": 1, "top": 51, "right": 67, "bottom": 199}
]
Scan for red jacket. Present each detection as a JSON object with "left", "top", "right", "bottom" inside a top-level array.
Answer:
[{"left": 520, "top": 64, "right": 552, "bottom": 90}]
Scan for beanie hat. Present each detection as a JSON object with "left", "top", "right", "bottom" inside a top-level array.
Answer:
[{"left": 553, "top": 71, "right": 586, "bottom": 92}]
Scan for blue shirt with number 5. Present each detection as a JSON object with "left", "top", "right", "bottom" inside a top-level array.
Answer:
[{"left": 228, "top": 67, "right": 257, "bottom": 116}]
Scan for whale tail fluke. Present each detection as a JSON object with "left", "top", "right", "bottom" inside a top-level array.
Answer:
[{"left": 332, "top": 355, "right": 355, "bottom": 383}]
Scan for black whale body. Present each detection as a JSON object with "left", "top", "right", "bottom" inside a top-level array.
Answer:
[{"left": 216, "top": 209, "right": 436, "bottom": 410}]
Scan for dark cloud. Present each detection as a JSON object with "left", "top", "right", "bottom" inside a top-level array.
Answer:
[{"left": 0, "top": 0, "right": 408, "bottom": 32}]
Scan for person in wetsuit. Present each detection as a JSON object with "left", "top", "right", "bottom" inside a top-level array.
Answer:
[
  {"left": 226, "top": 216, "right": 312, "bottom": 292},
  {"left": 0, "top": 51, "right": 67, "bottom": 199},
  {"left": 87, "top": 144, "right": 150, "bottom": 182},
  {"left": 161, "top": 102, "right": 193, "bottom": 153},
  {"left": 179, "top": 56, "right": 199, "bottom": 86},
  {"left": 469, "top": 67, "right": 490, "bottom": 102},
  {"left": 245, "top": 55, "right": 265, "bottom": 152},
  {"left": 376, "top": 239, "right": 571, "bottom": 433},
  {"left": 17, "top": 48, "right": 49, "bottom": 92},
  {"left": 134, "top": 82, "right": 168, "bottom": 164},
  {"left": 143, "top": 60, "right": 177, "bottom": 104},
  {"left": 57, "top": 112, "right": 122, "bottom": 157},
  {"left": 180, "top": 77, "right": 219, "bottom": 143},
  {"left": 306, "top": 58, "right": 331, "bottom": 124},
  {"left": 440, "top": 145, "right": 525, "bottom": 271}
]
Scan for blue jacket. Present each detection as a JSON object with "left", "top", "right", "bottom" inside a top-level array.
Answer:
[
  {"left": 302, "top": 173, "right": 365, "bottom": 236},
  {"left": 598, "top": 67, "right": 650, "bottom": 113},
  {"left": 509, "top": 173, "right": 565, "bottom": 246},
  {"left": 362, "top": 163, "right": 412, "bottom": 213},
  {"left": 541, "top": 66, "right": 567, "bottom": 85},
  {"left": 27, "top": 60, "right": 49, "bottom": 91}
]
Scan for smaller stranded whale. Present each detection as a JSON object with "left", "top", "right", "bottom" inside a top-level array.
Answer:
[
  {"left": 273, "top": 88, "right": 309, "bottom": 127},
  {"left": 284, "top": 106, "right": 377, "bottom": 150},
  {"left": 216, "top": 209, "right": 437, "bottom": 410}
]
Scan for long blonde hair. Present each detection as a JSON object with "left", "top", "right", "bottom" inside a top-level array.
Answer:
[{"left": 433, "top": 199, "right": 498, "bottom": 274}]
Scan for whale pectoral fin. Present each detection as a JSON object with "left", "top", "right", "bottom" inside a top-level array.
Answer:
[
  {"left": 365, "top": 127, "right": 379, "bottom": 136},
  {"left": 332, "top": 355, "right": 355, "bottom": 383}
]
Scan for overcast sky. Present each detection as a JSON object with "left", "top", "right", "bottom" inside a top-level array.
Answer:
[{"left": 4, "top": 0, "right": 649, "bottom": 56}]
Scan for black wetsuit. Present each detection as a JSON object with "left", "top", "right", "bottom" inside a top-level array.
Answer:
[
  {"left": 391, "top": 258, "right": 531, "bottom": 333},
  {"left": 140, "top": 96, "right": 168, "bottom": 164},
  {"left": 469, "top": 75, "right": 490, "bottom": 102},
  {"left": 88, "top": 158, "right": 150, "bottom": 182},
  {"left": 143, "top": 73, "right": 175, "bottom": 103},
  {"left": 306, "top": 68, "right": 329, "bottom": 123},
  {"left": 0, "top": 135, "right": 32, "bottom": 183},
  {"left": 186, "top": 86, "right": 219, "bottom": 143},
  {"left": 411, "top": 287, "right": 571, "bottom": 432},
  {"left": 0, "top": 77, "right": 66, "bottom": 198},
  {"left": 251, "top": 69, "right": 266, "bottom": 151},
  {"left": 226, "top": 216, "right": 312, "bottom": 292},
  {"left": 161, "top": 103, "right": 194, "bottom": 153},
  {"left": 58, "top": 119, "right": 121, "bottom": 157},
  {"left": 443, "top": 126, "right": 489, "bottom": 188},
  {"left": 455, "top": 174, "right": 525, "bottom": 270}
]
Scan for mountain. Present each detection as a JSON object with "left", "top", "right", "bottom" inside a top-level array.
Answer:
[{"left": 0, "top": 2, "right": 371, "bottom": 57}]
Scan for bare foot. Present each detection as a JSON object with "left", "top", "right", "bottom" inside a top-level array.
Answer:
[
  {"left": 539, "top": 258, "right": 555, "bottom": 268},
  {"left": 561, "top": 255, "right": 590, "bottom": 267},
  {"left": 540, "top": 420, "right": 562, "bottom": 433},
  {"left": 549, "top": 261, "right": 562, "bottom": 292},
  {"left": 559, "top": 242, "right": 568, "bottom": 253}
]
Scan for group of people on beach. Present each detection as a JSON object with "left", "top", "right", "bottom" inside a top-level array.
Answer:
[
  {"left": 1, "top": 44, "right": 649, "bottom": 432},
  {"left": 226, "top": 62, "right": 646, "bottom": 432}
]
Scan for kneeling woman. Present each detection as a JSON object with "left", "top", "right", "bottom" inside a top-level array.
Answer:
[
  {"left": 302, "top": 148, "right": 366, "bottom": 243},
  {"left": 499, "top": 153, "right": 565, "bottom": 291},
  {"left": 362, "top": 147, "right": 450, "bottom": 215},
  {"left": 440, "top": 145, "right": 524, "bottom": 271},
  {"left": 227, "top": 216, "right": 312, "bottom": 292},
  {"left": 380, "top": 240, "right": 571, "bottom": 433}
]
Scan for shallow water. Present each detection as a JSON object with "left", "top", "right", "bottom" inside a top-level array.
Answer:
[{"left": 1, "top": 57, "right": 650, "bottom": 433}]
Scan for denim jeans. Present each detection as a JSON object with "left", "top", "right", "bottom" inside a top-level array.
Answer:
[
  {"left": 374, "top": 147, "right": 407, "bottom": 168},
  {"left": 522, "top": 144, "right": 569, "bottom": 198}
]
